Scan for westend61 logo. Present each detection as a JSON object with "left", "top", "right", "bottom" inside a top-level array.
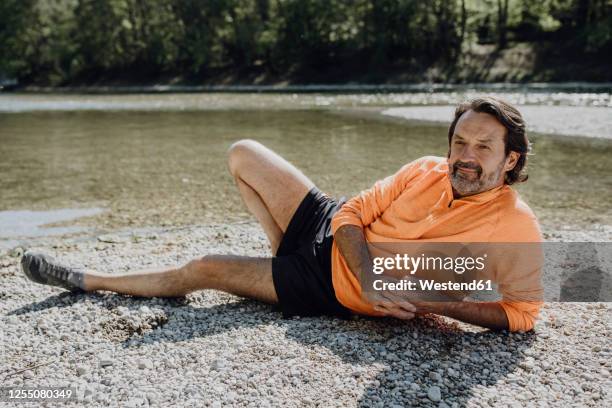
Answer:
[{"left": 372, "top": 253, "right": 488, "bottom": 275}]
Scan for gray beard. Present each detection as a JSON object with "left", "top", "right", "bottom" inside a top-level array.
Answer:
[{"left": 449, "top": 160, "right": 506, "bottom": 196}]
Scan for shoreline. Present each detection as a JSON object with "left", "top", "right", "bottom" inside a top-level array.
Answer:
[
  {"left": 4, "top": 82, "right": 612, "bottom": 94},
  {"left": 380, "top": 106, "right": 612, "bottom": 140}
]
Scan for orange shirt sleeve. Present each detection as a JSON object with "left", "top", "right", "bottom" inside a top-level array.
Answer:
[
  {"left": 492, "top": 208, "right": 544, "bottom": 332},
  {"left": 331, "top": 158, "right": 425, "bottom": 234},
  {"left": 499, "top": 300, "right": 543, "bottom": 332}
]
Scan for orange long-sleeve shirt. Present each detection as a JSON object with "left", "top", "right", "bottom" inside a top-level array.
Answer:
[{"left": 330, "top": 156, "right": 543, "bottom": 332}]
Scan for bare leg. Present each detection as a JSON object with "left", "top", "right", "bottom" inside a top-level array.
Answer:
[
  {"left": 24, "top": 140, "right": 317, "bottom": 302},
  {"left": 228, "top": 139, "right": 315, "bottom": 254},
  {"left": 83, "top": 255, "right": 277, "bottom": 303},
  {"left": 234, "top": 177, "right": 283, "bottom": 252}
]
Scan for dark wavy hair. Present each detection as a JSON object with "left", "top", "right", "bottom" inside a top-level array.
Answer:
[{"left": 447, "top": 96, "right": 530, "bottom": 185}]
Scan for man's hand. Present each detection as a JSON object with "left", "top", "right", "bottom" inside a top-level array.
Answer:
[
  {"left": 368, "top": 289, "right": 417, "bottom": 320},
  {"left": 372, "top": 284, "right": 510, "bottom": 330}
]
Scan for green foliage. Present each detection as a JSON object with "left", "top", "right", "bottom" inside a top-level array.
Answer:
[
  {"left": 0, "top": 0, "right": 36, "bottom": 77},
  {"left": 0, "top": 0, "right": 609, "bottom": 84}
]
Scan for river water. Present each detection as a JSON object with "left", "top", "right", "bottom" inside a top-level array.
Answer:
[{"left": 0, "top": 92, "right": 610, "bottom": 241}]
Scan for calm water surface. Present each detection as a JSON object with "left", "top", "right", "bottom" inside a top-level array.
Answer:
[{"left": 0, "top": 98, "right": 611, "bottom": 237}]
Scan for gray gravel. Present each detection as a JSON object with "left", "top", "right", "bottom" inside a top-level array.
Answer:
[{"left": 1, "top": 222, "right": 610, "bottom": 407}]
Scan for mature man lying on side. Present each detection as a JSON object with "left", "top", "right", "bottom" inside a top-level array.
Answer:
[{"left": 21, "top": 96, "right": 543, "bottom": 332}]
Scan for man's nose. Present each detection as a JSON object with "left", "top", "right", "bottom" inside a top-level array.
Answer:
[{"left": 459, "top": 145, "right": 478, "bottom": 162}]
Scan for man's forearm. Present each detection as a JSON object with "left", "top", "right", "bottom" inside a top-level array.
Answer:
[
  {"left": 333, "top": 225, "right": 372, "bottom": 283},
  {"left": 334, "top": 225, "right": 416, "bottom": 320},
  {"left": 417, "top": 300, "right": 509, "bottom": 331}
]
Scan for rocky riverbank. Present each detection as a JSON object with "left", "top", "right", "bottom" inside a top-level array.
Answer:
[{"left": 1, "top": 222, "right": 610, "bottom": 407}]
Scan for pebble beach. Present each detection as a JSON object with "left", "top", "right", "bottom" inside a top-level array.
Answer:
[{"left": 1, "top": 222, "right": 610, "bottom": 407}]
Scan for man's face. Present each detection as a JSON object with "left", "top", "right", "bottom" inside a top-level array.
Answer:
[{"left": 448, "top": 110, "right": 519, "bottom": 197}]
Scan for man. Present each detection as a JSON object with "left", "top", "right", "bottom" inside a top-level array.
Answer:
[{"left": 21, "top": 96, "right": 543, "bottom": 332}]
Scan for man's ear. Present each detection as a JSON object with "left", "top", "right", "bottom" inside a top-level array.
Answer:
[{"left": 504, "top": 151, "right": 520, "bottom": 171}]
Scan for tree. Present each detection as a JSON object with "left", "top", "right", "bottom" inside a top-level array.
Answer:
[{"left": 497, "top": 0, "right": 509, "bottom": 48}]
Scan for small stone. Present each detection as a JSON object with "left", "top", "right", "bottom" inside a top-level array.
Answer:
[
  {"left": 351, "top": 368, "right": 364, "bottom": 378},
  {"left": 211, "top": 359, "right": 226, "bottom": 371},
  {"left": 97, "top": 234, "right": 123, "bottom": 243},
  {"left": 138, "top": 359, "right": 153, "bottom": 370},
  {"left": 95, "top": 393, "right": 108, "bottom": 403},
  {"left": 125, "top": 398, "right": 145, "bottom": 407},
  {"left": 99, "top": 356, "right": 113, "bottom": 367},
  {"left": 146, "top": 392, "right": 157, "bottom": 403},
  {"left": 429, "top": 371, "right": 442, "bottom": 382},
  {"left": 76, "top": 364, "right": 88, "bottom": 376},
  {"left": 520, "top": 359, "right": 535, "bottom": 371},
  {"left": 428, "top": 386, "right": 442, "bottom": 402},
  {"left": 386, "top": 353, "right": 399, "bottom": 362}
]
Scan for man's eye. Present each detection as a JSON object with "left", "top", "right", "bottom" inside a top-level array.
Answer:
[
  {"left": 454, "top": 141, "right": 464, "bottom": 145},
  {"left": 478, "top": 145, "right": 489, "bottom": 150}
]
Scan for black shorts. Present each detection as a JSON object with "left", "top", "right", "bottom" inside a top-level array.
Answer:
[{"left": 271, "top": 188, "right": 352, "bottom": 319}]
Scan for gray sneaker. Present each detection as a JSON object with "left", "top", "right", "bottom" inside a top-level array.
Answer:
[{"left": 21, "top": 252, "right": 85, "bottom": 292}]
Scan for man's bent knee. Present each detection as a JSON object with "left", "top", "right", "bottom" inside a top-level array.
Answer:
[{"left": 227, "top": 139, "right": 263, "bottom": 177}]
